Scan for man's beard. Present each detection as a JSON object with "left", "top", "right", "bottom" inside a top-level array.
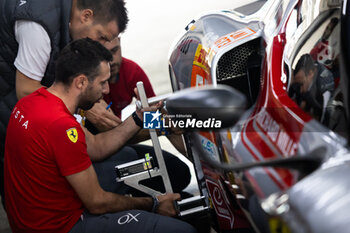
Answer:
[
  {"left": 78, "top": 88, "right": 100, "bottom": 110},
  {"left": 78, "top": 99, "right": 96, "bottom": 110},
  {"left": 110, "top": 63, "right": 120, "bottom": 76}
]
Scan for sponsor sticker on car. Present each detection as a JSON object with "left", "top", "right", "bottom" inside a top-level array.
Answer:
[{"left": 213, "top": 27, "right": 256, "bottom": 50}]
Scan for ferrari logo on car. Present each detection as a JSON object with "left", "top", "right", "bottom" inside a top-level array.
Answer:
[{"left": 66, "top": 128, "right": 78, "bottom": 143}]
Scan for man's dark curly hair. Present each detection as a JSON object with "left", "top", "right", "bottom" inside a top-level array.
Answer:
[{"left": 55, "top": 38, "right": 113, "bottom": 86}]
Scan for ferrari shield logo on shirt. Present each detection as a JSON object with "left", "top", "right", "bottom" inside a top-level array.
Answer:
[{"left": 66, "top": 128, "right": 78, "bottom": 143}]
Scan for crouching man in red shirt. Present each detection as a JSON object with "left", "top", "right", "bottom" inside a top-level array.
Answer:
[{"left": 4, "top": 38, "right": 196, "bottom": 233}]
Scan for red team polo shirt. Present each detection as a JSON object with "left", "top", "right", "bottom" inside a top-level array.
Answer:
[
  {"left": 4, "top": 88, "right": 92, "bottom": 233},
  {"left": 104, "top": 57, "right": 156, "bottom": 117}
]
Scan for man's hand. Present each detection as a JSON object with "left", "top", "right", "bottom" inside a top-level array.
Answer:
[
  {"left": 85, "top": 100, "right": 121, "bottom": 132},
  {"left": 156, "top": 193, "right": 181, "bottom": 217},
  {"left": 134, "top": 87, "right": 163, "bottom": 120}
]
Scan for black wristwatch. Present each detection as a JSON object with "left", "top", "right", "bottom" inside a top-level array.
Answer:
[
  {"left": 132, "top": 111, "right": 143, "bottom": 128},
  {"left": 151, "top": 195, "right": 159, "bottom": 213}
]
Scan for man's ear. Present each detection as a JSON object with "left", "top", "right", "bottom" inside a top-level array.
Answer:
[
  {"left": 74, "top": 75, "right": 88, "bottom": 90},
  {"left": 80, "top": 9, "right": 94, "bottom": 24}
]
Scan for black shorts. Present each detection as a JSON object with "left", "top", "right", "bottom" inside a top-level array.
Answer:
[{"left": 69, "top": 210, "right": 197, "bottom": 233}]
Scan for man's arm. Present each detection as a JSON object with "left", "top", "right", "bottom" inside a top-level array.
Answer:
[
  {"left": 84, "top": 99, "right": 162, "bottom": 161},
  {"left": 84, "top": 102, "right": 155, "bottom": 141},
  {"left": 66, "top": 165, "right": 180, "bottom": 216},
  {"left": 83, "top": 115, "right": 140, "bottom": 161},
  {"left": 14, "top": 20, "right": 51, "bottom": 99},
  {"left": 16, "top": 70, "right": 43, "bottom": 99}
]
